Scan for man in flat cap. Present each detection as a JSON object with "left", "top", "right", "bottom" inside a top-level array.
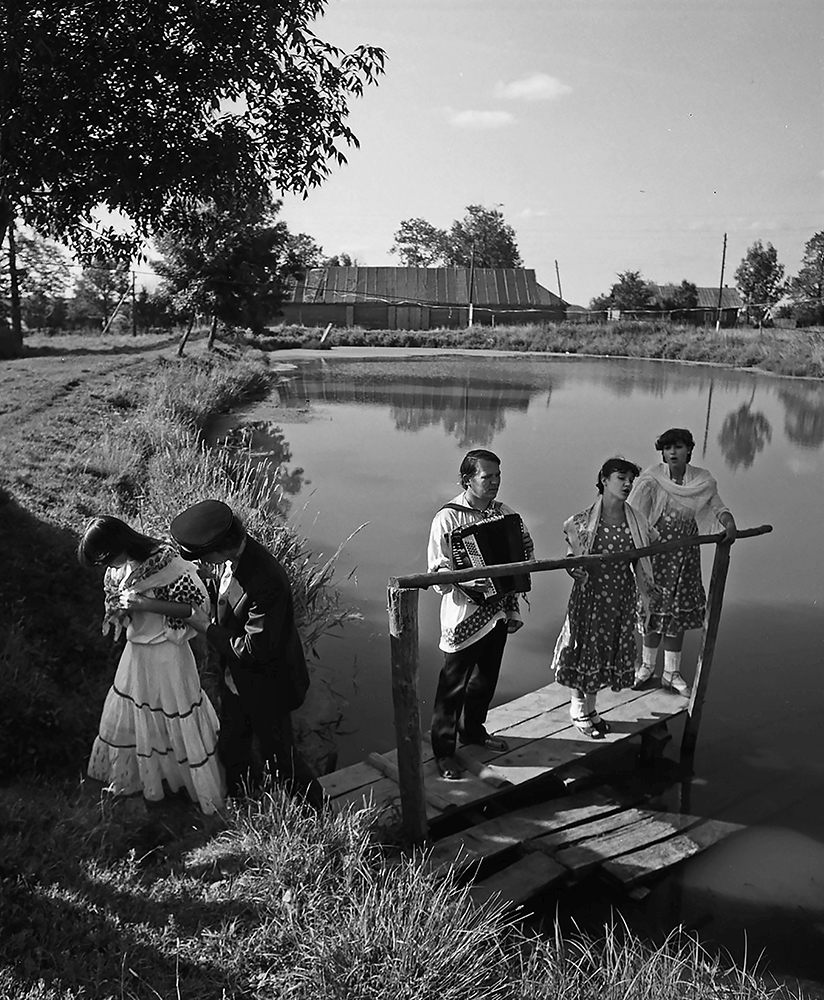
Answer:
[{"left": 170, "top": 499, "right": 323, "bottom": 809}]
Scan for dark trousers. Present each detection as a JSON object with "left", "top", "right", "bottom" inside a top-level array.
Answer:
[
  {"left": 218, "top": 676, "right": 325, "bottom": 811},
  {"left": 430, "top": 620, "right": 508, "bottom": 759}
]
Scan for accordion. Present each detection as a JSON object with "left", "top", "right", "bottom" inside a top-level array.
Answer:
[{"left": 449, "top": 511, "right": 531, "bottom": 605}]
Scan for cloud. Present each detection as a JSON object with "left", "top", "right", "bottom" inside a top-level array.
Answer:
[
  {"left": 519, "top": 207, "right": 551, "bottom": 218},
  {"left": 494, "top": 73, "right": 572, "bottom": 102},
  {"left": 448, "top": 109, "right": 514, "bottom": 129}
]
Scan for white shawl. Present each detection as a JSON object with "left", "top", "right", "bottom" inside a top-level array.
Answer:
[{"left": 628, "top": 463, "right": 729, "bottom": 533}]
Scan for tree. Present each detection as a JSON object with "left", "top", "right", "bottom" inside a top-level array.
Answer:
[
  {"left": 154, "top": 195, "right": 295, "bottom": 347},
  {"left": 390, "top": 205, "right": 523, "bottom": 268},
  {"left": 659, "top": 280, "right": 698, "bottom": 323},
  {"left": 69, "top": 254, "right": 132, "bottom": 331},
  {"left": 0, "top": 230, "right": 72, "bottom": 301},
  {"left": 281, "top": 233, "right": 326, "bottom": 274},
  {"left": 446, "top": 205, "right": 523, "bottom": 268},
  {"left": 734, "top": 240, "right": 786, "bottom": 328},
  {"left": 788, "top": 231, "right": 824, "bottom": 327},
  {"left": 390, "top": 218, "right": 448, "bottom": 266},
  {"left": 591, "top": 270, "right": 655, "bottom": 315},
  {"left": 1, "top": 1, "right": 385, "bottom": 352}
]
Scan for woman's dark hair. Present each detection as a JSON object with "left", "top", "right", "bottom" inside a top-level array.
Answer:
[
  {"left": 77, "top": 516, "right": 161, "bottom": 568},
  {"left": 459, "top": 449, "right": 501, "bottom": 487},
  {"left": 655, "top": 427, "right": 695, "bottom": 460},
  {"left": 596, "top": 457, "right": 640, "bottom": 494}
]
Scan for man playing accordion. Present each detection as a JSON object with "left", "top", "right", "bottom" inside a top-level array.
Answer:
[{"left": 427, "top": 449, "right": 533, "bottom": 780}]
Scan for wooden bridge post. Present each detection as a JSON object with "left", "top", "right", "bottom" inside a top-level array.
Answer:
[
  {"left": 680, "top": 541, "right": 732, "bottom": 759},
  {"left": 387, "top": 585, "right": 428, "bottom": 846}
]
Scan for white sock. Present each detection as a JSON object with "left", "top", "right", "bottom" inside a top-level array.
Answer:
[
  {"left": 570, "top": 689, "right": 586, "bottom": 721},
  {"left": 642, "top": 646, "right": 658, "bottom": 670},
  {"left": 663, "top": 650, "right": 682, "bottom": 679}
]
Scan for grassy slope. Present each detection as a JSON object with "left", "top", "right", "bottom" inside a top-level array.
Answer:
[{"left": 0, "top": 332, "right": 814, "bottom": 1000}]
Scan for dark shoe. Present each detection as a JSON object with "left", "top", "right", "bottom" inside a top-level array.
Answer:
[
  {"left": 435, "top": 757, "right": 464, "bottom": 780},
  {"left": 571, "top": 712, "right": 605, "bottom": 739},
  {"left": 459, "top": 733, "right": 509, "bottom": 752},
  {"left": 591, "top": 713, "right": 611, "bottom": 735}
]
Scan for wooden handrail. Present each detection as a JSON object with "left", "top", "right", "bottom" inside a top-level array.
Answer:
[
  {"left": 390, "top": 524, "right": 772, "bottom": 590},
  {"left": 386, "top": 522, "right": 773, "bottom": 846}
]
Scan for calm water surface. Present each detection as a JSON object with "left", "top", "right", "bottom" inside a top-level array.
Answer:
[{"left": 216, "top": 348, "right": 824, "bottom": 983}]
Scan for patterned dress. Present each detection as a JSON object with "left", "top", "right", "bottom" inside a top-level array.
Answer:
[
  {"left": 554, "top": 520, "right": 638, "bottom": 694},
  {"left": 88, "top": 546, "right": 224, "bottom": 814},
  {"left": 642, "top": 507, "right": 705, "bottom": 635}
]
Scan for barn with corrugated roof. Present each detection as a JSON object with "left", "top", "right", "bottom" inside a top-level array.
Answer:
[
  {"left": 651, "top": 284, "right": 743, "bottom": 327},
  {"left": 279, "top": 266, "right": 566, "bottom": 329}
]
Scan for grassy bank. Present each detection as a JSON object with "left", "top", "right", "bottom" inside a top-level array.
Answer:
[
  {"left": 0, "top": 781, "right": 803, "bottom": 1000},
  {"left": 0, "top": 342, "right": 355, "bottom": 780},
  {"left": 258, "top": 320, "right": 824, "bottom": 379}
]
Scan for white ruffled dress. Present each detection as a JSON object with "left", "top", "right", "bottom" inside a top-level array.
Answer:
[{"left": 88, "top": 549, "right": 224, "bottom": 814}]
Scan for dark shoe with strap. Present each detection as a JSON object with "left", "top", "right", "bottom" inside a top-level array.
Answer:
[
  {"left": 459, "top": 733, "right": 509, "bottom": 753},
  {"left": 435, "top": 757, "right": 464, "bottom": 780}
]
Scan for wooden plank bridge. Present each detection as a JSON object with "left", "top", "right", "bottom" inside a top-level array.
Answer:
[{"left": 318, "top": 524, "right": 770, "bottom": 908}]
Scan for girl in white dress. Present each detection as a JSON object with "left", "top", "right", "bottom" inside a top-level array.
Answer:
[{"left": 79, "top": 517, "right": 224, "bottom": 814}]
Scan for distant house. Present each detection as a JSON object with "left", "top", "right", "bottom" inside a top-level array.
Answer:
[
  {"left": 651, "top": 284, "right": 743, "bottom": 328},
  {"left": 278, "top": 266, "right": 566, "bottom": 330}
]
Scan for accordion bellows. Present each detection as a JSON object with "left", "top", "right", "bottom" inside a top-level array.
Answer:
[{"left": 449, "top": 512, "right": 531, "bottom": 605}]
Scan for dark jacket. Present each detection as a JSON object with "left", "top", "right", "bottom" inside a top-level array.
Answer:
[{"left": 205, "top": 536, "right": 309, "bottom": 711}]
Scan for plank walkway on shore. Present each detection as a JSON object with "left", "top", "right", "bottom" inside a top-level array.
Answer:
[{"left": 319, "top": 680, "right": 745, "bottom": 906}]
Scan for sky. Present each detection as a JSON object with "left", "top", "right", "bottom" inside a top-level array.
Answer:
[{"left": 278, "top": 0, "right": 823, "bottom": 307}]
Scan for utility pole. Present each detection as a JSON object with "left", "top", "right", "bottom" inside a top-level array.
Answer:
[
  {"left": 467, "top": 241, "right": 475, "bottom": 327},
  {"left": 555, "top": 259, "right": 563, "bottom": 301},
  {"left": 715, "top": 233, "right": 727, "bottom": 332},
  {"left": 131, "top": 271, "right": 137, "bottom": 337}
]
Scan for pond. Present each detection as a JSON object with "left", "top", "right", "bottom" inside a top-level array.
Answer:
[{"left": 213, "top": 347, "right": 824, "bottom": 985}]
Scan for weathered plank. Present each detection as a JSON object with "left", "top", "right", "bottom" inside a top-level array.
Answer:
[
  {"left": 429, "top": 791, "right": 628, "bottom": 871},
  {"left": 534, "top": 807, "right": 655, "bottom": 852},
  {"left": 600, "top": 818, "right": 745, "bottom": 888},
  {"left": 469, "top": 853, "right": 567, "bottom": 909},
  {"left": 365, "top": 752, "right": 454, "bottom": 812},
  {"left": 319, "top": 760, "right": 386, "bottom": 798},
  {"left": 552, "top": 812, "right": 701, "bottom": 877}
]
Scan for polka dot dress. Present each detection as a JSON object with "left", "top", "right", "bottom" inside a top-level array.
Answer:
[
  {"left": 640, "top": 508, "right": 705, "bottom": 635},
  {"left": 555, "top": 520, "right": 638, "bottom": 693}
]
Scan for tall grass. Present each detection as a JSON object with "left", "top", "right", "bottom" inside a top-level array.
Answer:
[
  {"left": 0, "top": 349, "right": 358, "bottom": 780},
  {"left": 0, "top": 783, "right": 805, "bottom": 999}
]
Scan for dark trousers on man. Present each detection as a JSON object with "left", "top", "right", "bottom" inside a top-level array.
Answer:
[
  {"left": 218, "top": 675, "right": 325, "bottom": 811},
  {"left": 430, "top": 620, "right": 508, "bottom": 759}
]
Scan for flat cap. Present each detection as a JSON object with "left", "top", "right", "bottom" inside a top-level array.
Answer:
[{"left": 170, "top": 499, "right": 235, "bottom": 558}]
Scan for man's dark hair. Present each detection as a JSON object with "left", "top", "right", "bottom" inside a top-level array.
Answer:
[{"left": 459, "top": 449, "right": 501, "bottom": 487}]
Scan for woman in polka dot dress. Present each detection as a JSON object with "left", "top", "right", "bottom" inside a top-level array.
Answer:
[
  {"left": 551, "top": 458, "right": 658, "bottom": 738},
  {"left": 79, "top": 516, "right": 224, "bottom": 813},
  {"left": 628, "top": 428, "right": 736, "bottom": 696}
]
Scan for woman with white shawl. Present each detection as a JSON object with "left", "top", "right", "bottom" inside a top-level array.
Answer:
[
  {"left": 628, "top": 428, "right": 737, "bottom": 696},
  {"left": 551, "top": 458, "right": 658, "bottom": 739},
  {"left": 78, "top": 516, "right": 224, "bottom": 814}
]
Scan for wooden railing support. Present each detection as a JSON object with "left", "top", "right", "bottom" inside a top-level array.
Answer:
[
  {"left": 387, "top": 585, "right": 428, "bottom": 846},
  {"left": 681, "top": 541, "right": 732, "bottom": 759}
]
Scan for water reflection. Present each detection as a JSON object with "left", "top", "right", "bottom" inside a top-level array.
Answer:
[
  {"left": 717, "top": 389, "right": 773, "bottom": 470},
  {"left": 778, "top": 383, "right": 824, "bottom": 449},
  {"left": 276, "top": 363, "right": 542, "bottom": 447}
]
